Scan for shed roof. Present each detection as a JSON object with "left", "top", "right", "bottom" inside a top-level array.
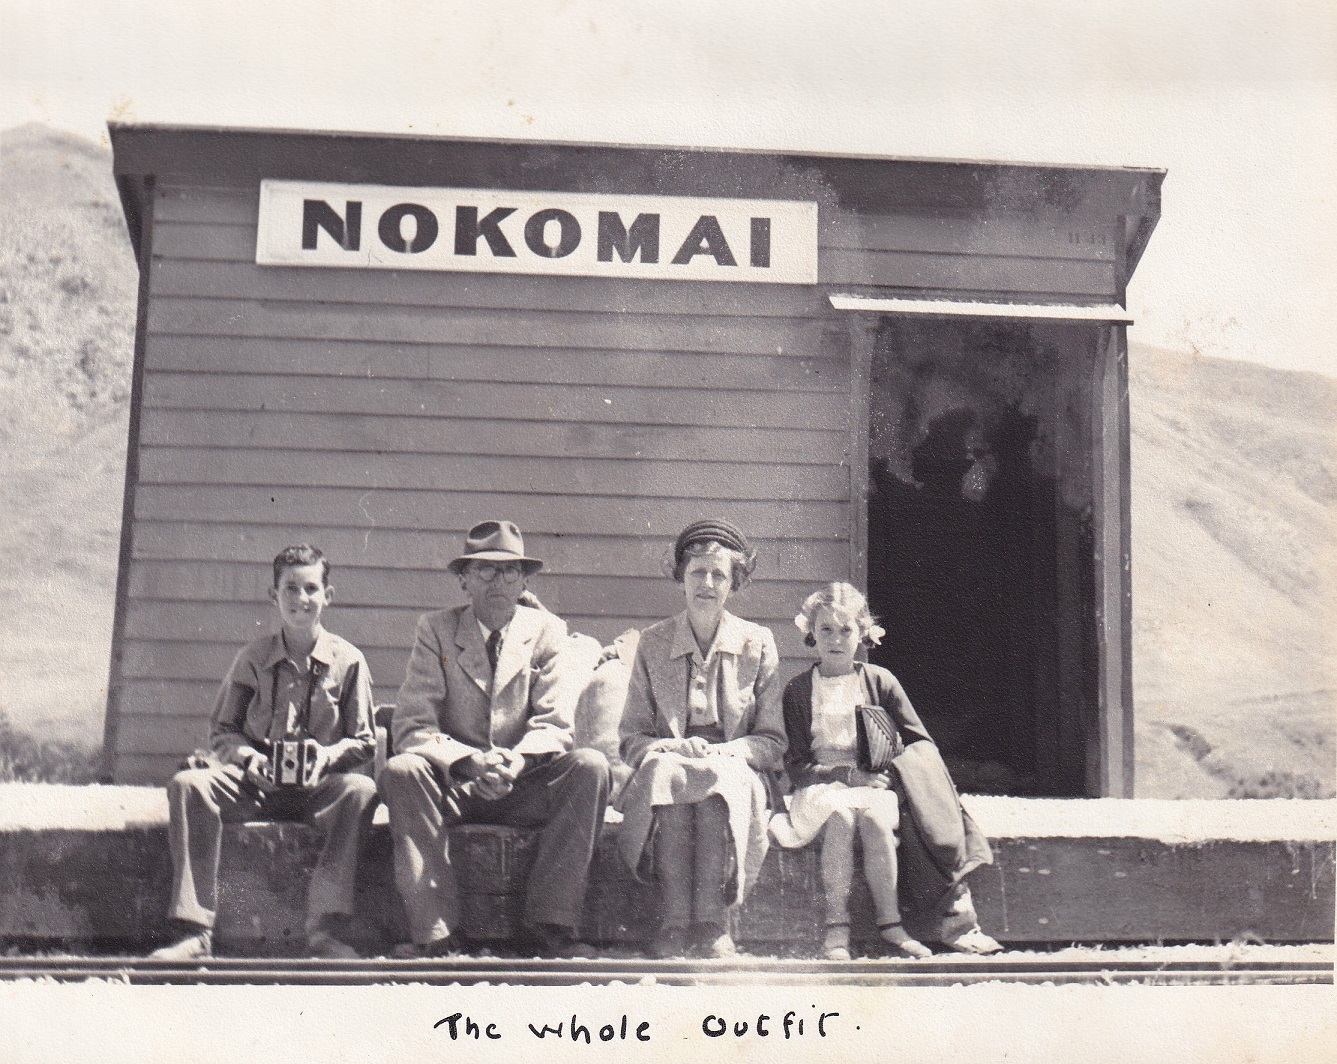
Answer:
[{"left": 110, "top": 123, "right": 1163, "bottom": 280}]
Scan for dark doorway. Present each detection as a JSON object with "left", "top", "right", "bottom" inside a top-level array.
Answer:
[{"left": 864, "top": 317, "right": 1100, "bottom": 796}]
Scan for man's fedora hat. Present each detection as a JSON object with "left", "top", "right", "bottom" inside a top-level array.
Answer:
[{"left": 448, "top": 520, "right": 544, "bottom": 574}]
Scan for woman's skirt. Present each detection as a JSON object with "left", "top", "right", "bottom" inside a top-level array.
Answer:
[
  {"left": 615, "top": 752, "right": 771, "bottom": 907},
  {"left": 769, "top": 781, "right": 901, "bottom": 849}
]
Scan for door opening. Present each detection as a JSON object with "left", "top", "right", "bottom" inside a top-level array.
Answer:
[{"left": 864, "top": 316, "right": 1101, "bottom": 796}]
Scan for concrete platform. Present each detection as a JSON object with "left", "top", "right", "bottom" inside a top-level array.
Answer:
[{"left": 0, "top": 785, "right": 1331, "bottom": 955}]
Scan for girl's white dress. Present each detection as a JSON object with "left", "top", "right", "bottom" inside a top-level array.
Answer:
[{"left": 769, "top": 668, "right": 900, "bottom": 849}]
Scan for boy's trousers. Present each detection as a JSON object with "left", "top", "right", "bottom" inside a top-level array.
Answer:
[
  {"left": 164, "top": 764, "right": 379, "bottom": 934},
  {"left": 378, "top": 748, "right": 609, "bottom": 945}
]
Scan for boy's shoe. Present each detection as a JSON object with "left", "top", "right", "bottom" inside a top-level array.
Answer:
[
  {"left": 944, "top": 928, "right": 1003, "bottom": 955},
  {"left": 649, "top": 925, "right": 689, "bottom": 960},
  {"left": 150, "top": 925, "right": 213, "bottom": 961},
  {"left": 879, "top": 922, "right": 932, "bottom": 959},
  {"left": 307, "top": 914, "right": 361, "bottom": 960},
  {"left": 308, "top": 930, "right": 360, "bottom": 960},
  {"left": 523, "top": 923, "right": 596, "bottom": 960}
]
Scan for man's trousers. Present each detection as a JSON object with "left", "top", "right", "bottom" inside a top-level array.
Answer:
[{"left": 378, "top": 748, "right": 609, "bottom": 946}]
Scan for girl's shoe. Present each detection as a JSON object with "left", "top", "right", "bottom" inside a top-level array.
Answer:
[
  {"left": 150, "top": 925, "right": 213, "bottom": 961},
  {"left": 944, "top": 927, "right": 1003, "bottom": 955},
  {"left": 879, "top": 922, "right": 932, "bottom": 959},
  {"left": 822, "top": 923, "right": 851, "bottom": 961}
]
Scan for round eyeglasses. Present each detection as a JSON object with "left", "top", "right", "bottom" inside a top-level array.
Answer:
[{"left": 470, "top": 562, "right": 524, "bottom": 583}]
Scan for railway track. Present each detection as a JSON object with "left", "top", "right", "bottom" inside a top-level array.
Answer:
[{"left": 0, "top": 954, "right": 1328, "bottom": 986}]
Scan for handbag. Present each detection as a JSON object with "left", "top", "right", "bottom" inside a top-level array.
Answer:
[{"left": 855, "top": 703, "right": 905, "bottom": 772}]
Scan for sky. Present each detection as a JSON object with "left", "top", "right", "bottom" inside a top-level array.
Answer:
[{"left": 3, "top": 0, "right": 1335, "bottom": 377}]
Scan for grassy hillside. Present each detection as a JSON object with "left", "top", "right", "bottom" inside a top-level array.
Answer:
[
  {"left": 0, "top": 122, "right": 1331, "bottom": 795},
  {"left": 0, "top": 124, "right": 133, "bottom": 754}
]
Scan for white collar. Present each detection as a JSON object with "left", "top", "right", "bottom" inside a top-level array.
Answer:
[{"left": 477, "top": 617, "right": 511, "bottom": 641}]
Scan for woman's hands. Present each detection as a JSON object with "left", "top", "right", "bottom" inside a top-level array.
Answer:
[
  {"left": 649, "top": 736, "right": 746, "bottom": 759},
  {"left": 845, "top": 767, "right": 892, "bottom": 789}
]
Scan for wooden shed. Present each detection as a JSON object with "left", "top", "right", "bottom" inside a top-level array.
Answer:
[{"left": 106, "top": 125, "right": 1161, "bottom": 796}]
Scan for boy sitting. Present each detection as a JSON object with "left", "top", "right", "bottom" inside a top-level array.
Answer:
[{"left": 151, "top": 545, "right": 379, "bottom": 960}]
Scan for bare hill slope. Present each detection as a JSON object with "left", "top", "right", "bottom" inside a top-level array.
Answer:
[
  {"left": 1130, "top": 343, "right": 1336, "bottom": 797},
  {"left": 0, "top": 123, "right": 1331, "bottom": 795}
]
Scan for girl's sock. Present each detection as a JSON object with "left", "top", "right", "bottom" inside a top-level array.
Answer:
[
  {"left": 879, "top": 921, "right": 931, "bottom": 959},
  {"left": 822, "top": 922, "right": 851, "bottom": 960}
]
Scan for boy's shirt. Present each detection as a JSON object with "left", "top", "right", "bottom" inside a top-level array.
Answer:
[{"left": 209, "top": 629, "right": 375, "bottom": 771}]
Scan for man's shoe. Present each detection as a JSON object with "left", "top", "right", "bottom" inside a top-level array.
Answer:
[
  {"left": 150, "top": 925, "right": 213, "bottom": 961},
  {"left": 525, "top": 923, "right": 596, "bottom": 960},
  {"left": 390, "top": 935, "right": 468, "bottom": 960},
  {"left": 649, "top": 924, "right": 689, "bottom": 960}
]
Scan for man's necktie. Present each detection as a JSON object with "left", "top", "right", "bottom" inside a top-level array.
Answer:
[{"left": 486, "top": 629, "right": 502, "bottom": 673}]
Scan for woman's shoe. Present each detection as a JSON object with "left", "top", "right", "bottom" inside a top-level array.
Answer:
[
  {"left": 879, "top": 922, "right": 932, "bottom": 959},
  {"left": 944, "top": 927, "right": 1003, "bottom": 955},
  {"left": 650, "top": 924, "right": 689, "bottom": 959},
  {"left": 822, "top": 923, "right": 851, "bottom": 962},
  {"left": 692, "top": 923, "right": 738, "bottom": 959}
]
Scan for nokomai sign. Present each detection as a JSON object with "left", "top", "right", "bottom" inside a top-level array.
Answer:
[{"left": 256, "top": 180, "right": 818, "bottom": 284}]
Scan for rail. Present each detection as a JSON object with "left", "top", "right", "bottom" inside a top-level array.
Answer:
[{"left": 0, "top": 954, "right": 1327, "bottom": 987}]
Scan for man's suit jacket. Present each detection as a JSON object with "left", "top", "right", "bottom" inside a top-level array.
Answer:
[{"left": 392, "top": 603, "right": 580, "bottom": 771}]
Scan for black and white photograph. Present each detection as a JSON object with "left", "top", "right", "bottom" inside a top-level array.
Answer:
[{"left": 0, "top": 2, "right": 1333, "bottom": 1061}]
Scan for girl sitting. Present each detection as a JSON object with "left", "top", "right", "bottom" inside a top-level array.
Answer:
[{"left": 770, "top": 582, "right": 1001, "bottom": 961}]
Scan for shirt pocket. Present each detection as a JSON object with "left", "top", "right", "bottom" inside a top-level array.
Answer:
[{"left": 309, "top": 667, "right": 346, "bottom": 738}]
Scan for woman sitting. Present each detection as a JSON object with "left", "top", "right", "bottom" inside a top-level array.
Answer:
[
  {"left": 771, "top": 582, "right": 1002, "bottom": 960},
  {"left": 616, "top": 520, "right": 786, "bottom": 959}
]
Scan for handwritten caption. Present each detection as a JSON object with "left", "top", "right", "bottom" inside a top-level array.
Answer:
[{"left": 434, "top": 1004, "right": 848, "bottom": 1044}]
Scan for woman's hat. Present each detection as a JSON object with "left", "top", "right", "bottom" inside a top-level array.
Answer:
[
  {"left": 448, "top": 520, "right": 544, "bottom": 574},
  {"left": 673, "top": 519, "right": 752, "bottom": 566}
]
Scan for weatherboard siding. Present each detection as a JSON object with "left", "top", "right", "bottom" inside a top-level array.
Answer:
[
  {"left": 107, "top": 130, "right": 1162, "bottom": 794},
  {"left": 109, "top": 167, "right": 1135, "bottom": 783},
  {"left": 150, "top": 183, "right": 1123, "bottom": 300},
  {"left": 111, "top": 180, "right": 853, "bottom": 782}
]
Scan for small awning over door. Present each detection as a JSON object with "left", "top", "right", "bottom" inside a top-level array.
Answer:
[{"left": 829, "top": 294, "right": 1134, "bottom": 324}]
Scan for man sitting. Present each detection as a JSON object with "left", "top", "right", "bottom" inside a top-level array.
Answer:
[{"left": 378, "top": 520, "right": 609, "bottom": 958}]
